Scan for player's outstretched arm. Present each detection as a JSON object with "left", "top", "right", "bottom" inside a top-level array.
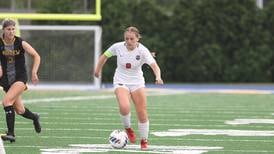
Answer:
[
  {"left": 94, "top": 54, "right": 108, "bottom": 78},
  {"left": 150, "top": 62, "right": 163, "bottom": 84}
]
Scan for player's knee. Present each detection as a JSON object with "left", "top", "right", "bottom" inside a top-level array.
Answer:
[
  {"left": 2, "top": 97, "right": 14, "bottom": 107},
  {"left": 119, "top": 104, "right": 130, "bottom": 113},
  {"left": 120, "top": 107, "right": 130, "bottom": 115}
]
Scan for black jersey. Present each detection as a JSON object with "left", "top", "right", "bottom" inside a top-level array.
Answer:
[{"left": 0, "top": 36, "right": 27, "bottom": 91}]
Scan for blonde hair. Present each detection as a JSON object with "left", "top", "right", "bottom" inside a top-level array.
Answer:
[
  {"left": 2, "top": 18, "right": 16, "bottom": 30},
  {"left": 125, "top": 26, "right": 142, "bottom": 39}
]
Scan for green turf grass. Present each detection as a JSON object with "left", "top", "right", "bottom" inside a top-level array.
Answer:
[{"left": 0, "top": 90, "right": 273, "bottom": 153}]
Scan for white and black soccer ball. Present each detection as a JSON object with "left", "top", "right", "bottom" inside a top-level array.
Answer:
[{"left": 109, "top": 129, "right": 129, "bottom": 149}]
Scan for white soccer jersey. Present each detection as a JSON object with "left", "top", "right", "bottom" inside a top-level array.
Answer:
[{"left": 105, "top": 41, "right": 155, "bottom": 85}]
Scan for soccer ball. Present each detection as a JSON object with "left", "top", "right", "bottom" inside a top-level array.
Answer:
[{"left": 109, "top": 129, "right": 129, "bottom": 149}]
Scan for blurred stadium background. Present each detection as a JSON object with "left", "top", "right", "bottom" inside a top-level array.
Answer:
[{"left": 0, "top": 0, "right": 274, "bottom": 153}]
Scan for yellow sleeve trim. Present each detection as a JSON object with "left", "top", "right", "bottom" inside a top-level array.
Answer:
[{"left": 104, "top": 50, "right": 112, "bottom": 58}]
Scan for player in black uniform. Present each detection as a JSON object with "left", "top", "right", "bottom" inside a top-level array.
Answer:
[{"left": 0, "top": 19, "right": 41, "bottom": 143}]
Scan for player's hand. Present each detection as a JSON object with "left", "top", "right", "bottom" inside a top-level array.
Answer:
[
  {"left": 155, "top": 78, "right": 163, "bottom": 84},
  {"left": 32, "top": 73, "right": 39, "bottom": 85},
  {"left": 94, "top": 70, "right": 100, "bottom": 78}
]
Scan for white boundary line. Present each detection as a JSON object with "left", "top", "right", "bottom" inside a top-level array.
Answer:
[
  {"left": 2, "top": 145, "right": 272, "bottom": 154},
  {"left": 3, "top": 135, "right": 274, "bottom": 143},
  {"left": 23, "top": 92, "right": 184, "bottom": 104},
  {"left": 24, "top": 95, "right": 114, "bottom": 104},
  {"left": 152, "top": 129, "right": 274, "bottom": 137},
  {"left": 40, "top": 144, "right": 223, "bottom": 154},
  {"left": 225, "top": 119, "right": 274, "bottom": 125}
]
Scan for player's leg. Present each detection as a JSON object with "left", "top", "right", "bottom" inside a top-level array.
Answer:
[
  {"left": 1, "top": 82, "right": 25, "bottom": 142},
  {"left": 114, "top": 85, "right": 136, "bottom": 143},
  {"left": 131, "top": 87, "right": 149, "bottom": 150},
  {"left": 13, "top": 96, "right": 41, "bottom": 133}
]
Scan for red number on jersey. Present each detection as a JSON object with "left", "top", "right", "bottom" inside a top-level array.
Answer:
[{"left": 126, "top": 63, "right": 131, "bottom": 69}]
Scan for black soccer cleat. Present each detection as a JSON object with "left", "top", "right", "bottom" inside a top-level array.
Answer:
[
  {"left": 1, "top": 133, "right": 15, "bottom": 143},
  {"left": 33, "top": 113, "right": 41, "bottom": 133}
]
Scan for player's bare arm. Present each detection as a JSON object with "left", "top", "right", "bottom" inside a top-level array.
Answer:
[
  {"left": 22, "top": 41, "right": 41, "bottom": 85},
  {"left": 150, "top": 62, "right": 163, "bottom": 84},
  {"left": 94, "top": 54, "right": 108, "bottom": 78}
]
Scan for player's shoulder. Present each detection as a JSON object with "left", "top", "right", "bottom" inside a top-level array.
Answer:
[
  {"left": 137, "top": 43, "right": 149, "bottom": 53},
  {"left": 111, "top": 41, "right": 125, "bottom": 48}
]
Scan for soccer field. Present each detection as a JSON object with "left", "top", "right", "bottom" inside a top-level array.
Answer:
[{"left": 0, "top": 89, "right": 274, "bottom": 154}]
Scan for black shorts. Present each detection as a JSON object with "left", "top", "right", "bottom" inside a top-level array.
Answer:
[{"left": 0, "top": 78, "right": 27, "bottom": 93}]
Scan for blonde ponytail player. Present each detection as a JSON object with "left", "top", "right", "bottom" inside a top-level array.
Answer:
[{"left": 94, "top": 26, "right": 163, "bottom": 150}]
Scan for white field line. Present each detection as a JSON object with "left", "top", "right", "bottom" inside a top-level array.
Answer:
[
  {"left": 23, "top": 112, "right": 273, "bottom": 120},
  {"left": 20, "top": 126, "right": 274, "bottom": 131},
  {"left": 3, "top": 144, "right": 274, "bottom": 152},
  {"left": 152, "top": 129, "right": 274, "bottom": 137},
  {"left": 4, "top": 135, "right": 274, "bottom": 143},
  {"left": 49, "top": 116, "right": 274, "bottom": 122},
  {"left": 35, "top": 106, "right": 269, "bottom": 113},
  {"left": 39, "top": 143, "right": 274, "bottom": 154},
  {"left": 4, "top": 145, "right": 49, "bottom": 148},
  {"left": 40, "top": 117, "right": 274, "bottom": 127},
  {"left": 6, "top": 121, "right": 231, "bottom": 127},
  {"left": 218, "top": 150, "right": 274, "bottom": 153},
  {"left": 39, "top": 117, "right": 226, "bottom": 122},
  {"left": 2, "top": 145, "right": 272, "bottom": 154},
  {"left": 6, "top": 122, "right": 274, "bottom": 129},
  {"left": 225, "top": 119, "right": 274, "bottom": 125},
  {"left": 34, "top": 110, "right": 274, "bottom": 120},
  {"left": 42, "top": 150, "right": 207, "bottom": 154},
  {"left": 21, "top": 110, "right": 271, "bottom": 117},
  {"left": 23, "top": 91, "right": 184, "bottom": 104},
  {"left": 38, "top": 144, "right": 223, "bottom": 154},
  {"left": 24, "top": 95, "right": 115, "bottom": 104},
  {"left": 148, "top": 88, "right": 274, "bottom": 95},
  {"left": 9, "top": 121, "right": 273, "bottom": 128},
  {"left": 4, "top": 121, "right": 217, "bottom": 127},
  {"left": 38, "top": 105, "right": 274, "bottom": 113},
  {"left": 0, "top": 128, "right": 109, "bottom": 131}
]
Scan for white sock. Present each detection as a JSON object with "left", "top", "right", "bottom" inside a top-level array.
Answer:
[
  {"left": 0, "top": 138, "right": 6, "bottom": 154},
  {"left": 138, "top": 121, "right": 149, "bottom": 140},
  {"left": 120, "top": 113, "right": 131, "bottom": 128}
]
